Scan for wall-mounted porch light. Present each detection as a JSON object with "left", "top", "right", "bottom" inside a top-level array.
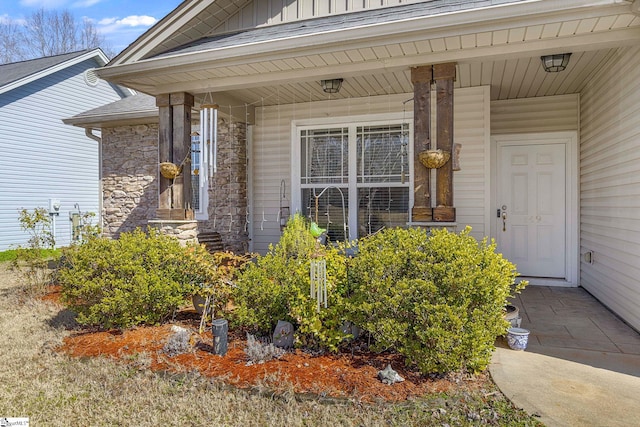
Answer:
[
  {"left": 321, "top": 78, "right": 343, "bottom": 93},
  {"left": 541, "top": 53, "right": 572, "bottom": 72}
]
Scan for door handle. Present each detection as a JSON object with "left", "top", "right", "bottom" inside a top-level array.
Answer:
[{"left": 502, "top": 211, "right": 507, "bottom": 232}]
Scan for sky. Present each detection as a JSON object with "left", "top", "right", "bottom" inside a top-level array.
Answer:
[{"left": 1, "top": 0, "right": 181, "bottom": 53}]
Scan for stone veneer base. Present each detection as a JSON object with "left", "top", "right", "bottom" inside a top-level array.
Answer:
[{"left": 148, "top": 219, "right": 198, "bottom": 246}]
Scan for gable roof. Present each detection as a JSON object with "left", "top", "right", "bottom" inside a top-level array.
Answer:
[
  {"left": 113, "top": 0, "right": 532, "bottom": 65},
  {"left": 97, "top": 0, "right": 640, "bottom": 100},
  {"left": 151, "top": 0, "right": 529, "bottom": 60},
  {"left": 0, "top": 49, "right": 109, "bottom": 95}
]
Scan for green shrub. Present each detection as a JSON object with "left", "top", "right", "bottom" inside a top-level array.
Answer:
[
  {"left": 10, "top": 207, "right": 59, "bottom": 292},
  {"left": 230, "top": 214, "right": 350, "bottom": 351},
  {"left": 347, "top": 226, "right": 525, "bottom": 374},
  {"left": 58, "top": 229, "right": 212, "bottom": 329}
]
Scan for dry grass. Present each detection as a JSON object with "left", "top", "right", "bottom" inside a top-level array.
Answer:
[{"left": 0, "top": 263, "right": 542, "bottom": 427}]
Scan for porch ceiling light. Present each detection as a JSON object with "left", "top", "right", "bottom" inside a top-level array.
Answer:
[
  {"left": 541, "top": 53, "right": 572, "bottom": 72},
  {"left": 321, "top": 78, "right": 343, "bottom": 93}
]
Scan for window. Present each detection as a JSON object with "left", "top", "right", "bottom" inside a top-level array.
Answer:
[{"left": 298, "top": 121, "right": 411, "bottom": 241}]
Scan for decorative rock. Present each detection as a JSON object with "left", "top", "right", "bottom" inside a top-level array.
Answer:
[
  {"left": 377, "top": 364, "right": 405, "bottom": 385},
  {"left": 340, "top": 321, "right": 361, "bottom": 341},
  {"left": 162, "top": 325, "right": 192, "bottom": 356},
  {"left": 273, "top": 320, "right": 294, "bottom": 349}
]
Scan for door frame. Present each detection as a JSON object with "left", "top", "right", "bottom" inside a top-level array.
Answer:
[{"left": 490, "top": 131, "right": 579, "bottom": 287}]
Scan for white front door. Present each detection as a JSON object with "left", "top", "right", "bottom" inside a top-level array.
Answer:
[{"left": 497, "top": 142, "right": 566, "bottom": 278}]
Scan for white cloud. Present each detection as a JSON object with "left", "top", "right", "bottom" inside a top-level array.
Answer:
[
  {"left": 1, "top": 14, "right": 27, "bottom": 26},
  {"left": 72, "top": 0, "right": 101, "bottom": 7},
  {"left": 97, "top": 15, "right": 157, "bottom": 34}
]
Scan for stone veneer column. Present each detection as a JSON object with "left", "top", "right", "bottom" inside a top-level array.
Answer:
[
  {"left": 200, "top": 118, "right": 248, "bottom": 253},
  {"left": 101, "top": 124, "right": 159, "bottom": 238}
]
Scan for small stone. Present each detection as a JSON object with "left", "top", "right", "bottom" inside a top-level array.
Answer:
[
  {"left": 273, "top": 320, "right": 294, "bottom": 349},
  {"left": 377, "top": 364, "right": 405, "bottom": 385},
  {"left": 163, "top": 326, "right": 192, "bottom": 356}
]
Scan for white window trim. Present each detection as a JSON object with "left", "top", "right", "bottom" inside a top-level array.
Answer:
[{"left": 291, "top": 112, "right": 414, "bottom": 241}]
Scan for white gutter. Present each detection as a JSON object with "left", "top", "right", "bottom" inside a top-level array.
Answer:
[
  {"left": 85, "top": 128, "right": 104, "bottom": 237},
  {"left": 63, "top": 109, "right": 159, "bottom": 127},
  {"left": 96, "top": 0, "right": 630, "bottom": 82}
]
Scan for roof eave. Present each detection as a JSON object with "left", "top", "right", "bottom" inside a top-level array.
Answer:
[
  {"left": 0, "top": 48, "right": 110, "bottom": 95},
  {"left": 97, "top": 0, "right": 635, "bottom": 89},
  {"left": 63, "top": 109, "right": 159, "bottom": 128},
  {"left": 109, "top": 0, "right": 216, "bottom": 66}
]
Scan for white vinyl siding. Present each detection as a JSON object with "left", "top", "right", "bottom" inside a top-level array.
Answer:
[
  {"left": 212, "top": 0, "right": 428, "bottom": 33},
  {"left": 0, "top": 59, "right": 126, "bottom": 250},
  {"left": 579, "top": 45, "right": 640, "bottom": 331},
  {"left": 250, "top": 86, "right": 490, "bottom": 253},
  {"left": 491, "top": 94, "right": 579, "bottom": 135}
]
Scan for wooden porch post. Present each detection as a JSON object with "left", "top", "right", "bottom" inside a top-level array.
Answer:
[
  {"left": 433, "top": 63, "right": 456, "bottom": 222},
  {"left": 155, "top": 92, "right": 194, "bottom": 220},
  {"left": 171, "top": 92, "right": 194, "bottom": 214},
  {"left": 156, "top": 94, "right": 172, "bottom": 211},
  {"left": 411, "top": 66, "right": 432, "bottom": 222}
]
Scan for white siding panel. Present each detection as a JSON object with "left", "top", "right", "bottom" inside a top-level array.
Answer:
[
  {"left": 580, "top": 45, "right": 640, "bottom": 331},
  {"left": 491, "top": 94, "right": 579, "bottom": 134},
  {"left": 250, "top": 86, "right": 490, "bottom": 253},
  {"left": 0, "top": 58, "right": 126, "bottom": 250},
  {"left": 224, "top": 0, "right": 427, "bottom": 31}
]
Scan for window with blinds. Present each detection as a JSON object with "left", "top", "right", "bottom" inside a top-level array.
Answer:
[
  {"left": 301, "top": 128, "right": 348, "bottom": 184},
  {"left": 300, "top": 122, "right": 410, "bottom": 240}
]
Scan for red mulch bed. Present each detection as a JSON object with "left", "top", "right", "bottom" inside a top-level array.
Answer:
[{"left": 45, "top": 285, "right": 487, "bottom": 402}]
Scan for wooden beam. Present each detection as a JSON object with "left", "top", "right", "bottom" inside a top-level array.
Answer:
[
  {"left": 433, "top": 63, "right": 455, "bottom": 220},
  {"left": 170, "top": 92, "right": 194, "bottom": 216},
  {"left": 156, "top": 94, "right": 172, "bottom": 210},
  {"left": 411, "top": 66, "right": 432, "bottom": 222}
]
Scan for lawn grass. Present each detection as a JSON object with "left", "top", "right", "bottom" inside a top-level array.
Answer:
[
  {"left": 0, "top": 262, "right": 544, "bottom": 427},
  {"left": 0, "top": 248, "right": 61, "bottom": 262}
]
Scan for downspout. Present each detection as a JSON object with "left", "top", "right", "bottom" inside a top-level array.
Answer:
[{"left": 85, "top": 128, "right": 104, "bottom": 236}]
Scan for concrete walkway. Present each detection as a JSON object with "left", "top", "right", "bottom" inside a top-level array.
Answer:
[{"left": 490, "top": 286, "right": 640, "bottom": 427}]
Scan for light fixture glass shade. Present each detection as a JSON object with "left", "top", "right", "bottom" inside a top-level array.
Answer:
[
  {"left": 321, "top": 78, "right": 343, "bottom": 93},
  {"left": 541, "top": 53, "right": 572, "bottom": 72}
]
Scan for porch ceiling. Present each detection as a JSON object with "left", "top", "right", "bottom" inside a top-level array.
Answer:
[
  {"left": 98, "top": 1, "right": 640, "bottom": 107},
  {"left": 225, "top": 48, "right": 618, "bottom": 106}
]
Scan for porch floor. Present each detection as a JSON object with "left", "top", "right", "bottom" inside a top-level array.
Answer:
[{"left": 490, "top": 286, "right": 640, "bottom": 427}]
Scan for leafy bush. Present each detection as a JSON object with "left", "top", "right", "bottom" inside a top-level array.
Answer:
[
  {"left": 58, "top": 229, "right": 213, "bottom": 329},
  {"left": 10, "top": 207, "right": 59, "bottom": 292},
  {"left": 347, "top": 227, "right": 525, "bottom": 374},
  {"left": 230, "top": 214, "right": 350, "bottom": 351},
  {"left": 190, "top": 250, "right": 252, "bottom": 333}
]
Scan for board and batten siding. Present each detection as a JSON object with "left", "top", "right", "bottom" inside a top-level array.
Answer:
[
  {"left": 250, "top": 85, "right": 490, "bottom": 254},
  {"left": 491, "top": 94, "right": 580, "bottom": 135},
  {"left": 213, "top": 0, "right": 427, "bottom": 33},
  {"left": 579, "top": 45, "right": 640, "bottom": 332},
  {"left": 0, "top": 59, "right": 126, "bottom": 250}
]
